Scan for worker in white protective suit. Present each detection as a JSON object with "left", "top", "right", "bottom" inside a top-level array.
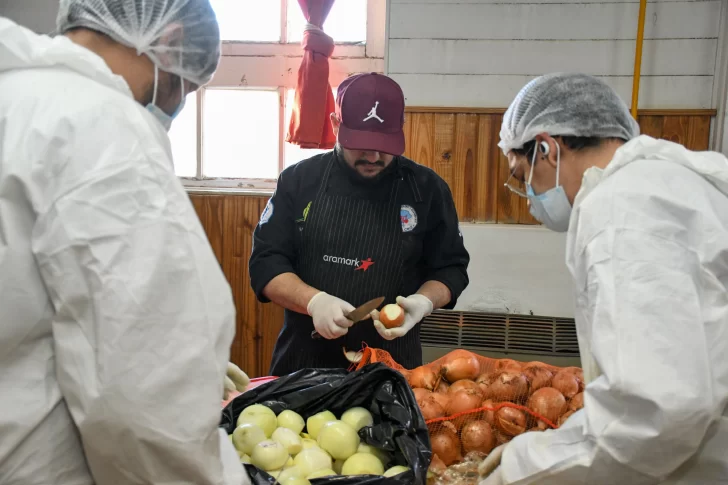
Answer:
[
  {"left": 479, "top": 73, "right": 728, "bottom": 485},
  {"left": 0, "top": 1, "right": 252, "bottom": 484}
]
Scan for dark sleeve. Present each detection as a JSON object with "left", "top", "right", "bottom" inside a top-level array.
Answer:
[
  {"left": 421, "top": 177, "right": 470, "bottom": 309},
  {"left": 249, "top": 168, "right": 297, "bottom": 303}
]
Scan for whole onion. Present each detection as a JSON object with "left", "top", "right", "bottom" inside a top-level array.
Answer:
[
  {"left": 408, "top": 366, "right": 439, "bottom": 390},
  {"left": 429, "top": 454, "right": 446, "bottom": 474},
  {"left": 495, "top": 359, "right": 522, "bottom": 372},
  {"left": 461, "top": 420, "right": 496, "bottom": 454},
  {"left": 430, "top": 429, "right": 462, "bottom": 466},
  {"left": 413, "top": 388, "right": 430, "bottom": 402},
  {"left": 441, "top": 420, "right": 458, "bottom": 435},
  {"left": 527, "top": 387, "right": 567, "bottom": 424},
  {"left": 558, "top": 410, "right": 575, "bottom": 427},
  {"left": 436, "top": 380, "right": 450, "bottom": 393},
  {"left": 481, "top": 399, "right": 496, "bottom": 425},
  {"left": 441, "top": 350, "right": 481, "bottom": 382},
  {"left": 552, "top": 369, "right": 580, "bottom": 399},
  {"left": 449, "top": 379, "right": 483, "bottom": 397},
  {"left": 431, "top": 392, "right": 450, "bottom": 410},
  {"left": 476, "top": 373, "right": 494, "bottom": 398},
  {"left": 489, "top": 371, "right": 530, "bottom": 402},
  {"left": 563, "top": 367, "right": 585, "bottom": 383},
  {"left": 446, "top": 389, "right": 483, "bottom": 416},
  {"left": 569, "top": 392, "right": 584, "bottom": 411},
  {"left": 494, "top": 429, "right": 510, "bottom": 446},
  {"left": 495, "top": 407, "right": 527, "bottom": 437},
  {"left": 417, "top": 395, "right": 445, "bottom": 420},
  {"left": 522, "top": 363, "right": 554, "bottom": 392}
]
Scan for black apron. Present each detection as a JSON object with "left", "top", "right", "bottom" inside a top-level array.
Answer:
[{"left": 269, "top": 154, "right": 423, "bottom": 375}]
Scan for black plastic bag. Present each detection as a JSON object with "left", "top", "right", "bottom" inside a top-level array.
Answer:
[{"left": 220, "top": 363, "right": 431, "bottom": 485}]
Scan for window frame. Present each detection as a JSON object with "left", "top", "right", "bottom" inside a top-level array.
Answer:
[{"left": 179, "top": 0, "right": 385, "bottom": 192}]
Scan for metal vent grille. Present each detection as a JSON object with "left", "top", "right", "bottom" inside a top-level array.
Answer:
[{"left": 420, "top": 310, "right": 579, "bottom": 357}]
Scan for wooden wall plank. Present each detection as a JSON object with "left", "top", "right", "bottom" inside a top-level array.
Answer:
[{"left": 189, "top": 108, "right": 714, "bottom": 375}]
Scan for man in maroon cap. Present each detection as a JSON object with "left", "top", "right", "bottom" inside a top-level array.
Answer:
[{"left": 249, "top": 73, "right": 470, "bottom": 374}]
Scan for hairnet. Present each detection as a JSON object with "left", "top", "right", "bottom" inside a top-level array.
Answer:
[
  {"left": 499, "top": 73, "right": 640, "bottom": 155},
  {"left": 56, "top": 0, "right": 221, "bottom": 86}
]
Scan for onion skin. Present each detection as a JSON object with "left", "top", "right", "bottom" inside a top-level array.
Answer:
[
  {"left": 430, "top": 429, "right": 462, "bottom": 466},
  {"left": 446, "top": 389, "right": 483, "bottom": 417},
  {"left": 476, "top": 373, "right": 494, "bottom": 398},
  {"left": 429, "top": 454, "right": 446, "bottom": 474},
  {"left": 527, "top": 387, "right": 567, "bottom": 424},
  {"left": 569, "top": 392, "right": 584, "bottom": 411},
  {"left": 418, "top": 395, "right": 445, "bottom": 420},
  {"left": 461, "top": 420, "right": 496, "bottom": 454},
  {"left": 495, "top": 407, "right": 527, "bottom": 437},
  {"left": 489, "top": 371, "right": 530, "bottom": 402},
  {"left": 522, "top": 364, "right": 554, "bottom": 392},
  {"left": 449, "top": 379, "right": 483, "bottom": 396},
  {"left": 431, "top": 392, "right": 450, "bottom": 410},
  {"left": 436, "top": 380, "right": 450, "bottom": 393},
  {"left": 494, "top": 429, "right": 510, "bottom": 446},
  {"left": 551, "top": 369, "right": 581, "bottom": 399},
  {"left": 408, "top": 366, "right": 439, "bottom": 391},
  {"left": 441, "top": 350, "right": 481, "bottom": 382},
  {"left": 441, "top": 421, "right": 458, "bottom": 435}
]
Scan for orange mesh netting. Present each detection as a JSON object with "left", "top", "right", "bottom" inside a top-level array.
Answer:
[{"left": 353, "top": 347, "right": 585, "bottom": 472}]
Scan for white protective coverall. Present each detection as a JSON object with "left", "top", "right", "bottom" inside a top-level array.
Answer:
[
  {"left": 0, "top": 18, "right": 248, "bottom": 485},
  {"left": 490, "top": 135, "right": 728, "bottom": 484}
]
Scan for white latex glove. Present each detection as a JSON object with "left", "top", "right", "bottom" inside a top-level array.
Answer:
[
  {"left": 307, "top": 291, "right": 356, "bottom": 340},
  {"left": 223, "top": 362, "right": 250, "bottom": 400},
  {"left": 478, "top": 444, "right": 506, "bottom": 481},
  {"left": 371, "top": 294, "right": 433, "bottom": 340}
]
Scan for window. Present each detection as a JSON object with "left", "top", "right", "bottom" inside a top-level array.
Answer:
[{"left": 169, "top": 0, "right": 384, "bottom": 190}]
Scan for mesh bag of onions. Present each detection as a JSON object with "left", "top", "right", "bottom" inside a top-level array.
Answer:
[{"left": 352, "top": 348, "right": 585, "bottom": 480}]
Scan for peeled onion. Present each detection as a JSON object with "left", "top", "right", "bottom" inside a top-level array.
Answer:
[
  {"left": 317, "top": 421, "right": 360, "bottom": 460},
  {"left": 341, "top": 407, "right": 374, "bottom": 432},
  {"left": 232, "top": 423, "right": 267, "bottom": 455},
  {"left": 461, "top": 420, "right": 496, "bottom": 454},
  {"left": 272, "top": 427, "right": 303, "bottom": 455},
  {"left": 527, "top": 387, "right": 567, "bottom": 424},
  {"left": 238, "top": 405, "right": 278, "bottom": 437},
  {"left": 569, "top": 392, "right": 584, "bottom": 411},
  {"left": 552, "top": 370, "right": 581, "bottom": 399},
  {"left": 445, "top": 389, "right": 483, "bottom": 416},
  {"left": 341, "top": 452, "right": 385, "bottom": 476},
  {"left": 408, "top": 366, "right": 439, "bottom": 390},
  {"left": 522, "top": 363, "right": 554, "bottom": 392},
  {"left": 277, "top": 410, "right": 306, "bottom": 435},
  {"left": 429, "top": 454, "right": 446, "bottom": 474},
  {"left": 488, "top": 371, "right": 530, "bottom": 402},
  {"left": 251, "top": 440, "right": 290, "bottom": 471},
  {"left": 495, "top": 407, "right": 527, "bottom": 437},
  {"left": 306, "top": 411, "right": 336, "bottom": 439},
  {"left": 558, "top": 410, "right": 576, "bottom": 427},
  {"left": 383, "top": 465, "right": 410, "bottom": 477},
  {"left": 430, "top": 429, "right": 462, "bottom": 466},
  {"left": 293, "top": 448, "right": 333, "bottom": 477},
  {"left": 418, "top": 395, "right": 445, "bottom": 420},
  {"left": 449, "top": 379, "right": 483, "bottom": 396},
  {"left": 441, "top": 350, "right": 481, "bottom": 382}
]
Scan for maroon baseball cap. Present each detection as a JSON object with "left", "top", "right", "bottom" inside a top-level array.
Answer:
[{"left": 335, "top": 73, "right": 405, "bottom": 156}]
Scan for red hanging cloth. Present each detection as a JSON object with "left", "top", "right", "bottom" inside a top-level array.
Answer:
[{"left": 285, "top": 0, "right": 337, "bottom": 149}]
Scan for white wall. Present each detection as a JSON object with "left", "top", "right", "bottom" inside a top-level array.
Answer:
[
  {"left": 455, "top": 225, "right": 574, "bottom": 318},
  {"left": 1, "top": 0, "right": 57, "bottom": 34},
  {"left": 386, "top": 0, "right": 723, "bottom": 109}
]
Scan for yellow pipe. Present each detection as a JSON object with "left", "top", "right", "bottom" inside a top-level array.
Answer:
[{"left": 631, "top": 0, "right": 648, "bottom": 118}]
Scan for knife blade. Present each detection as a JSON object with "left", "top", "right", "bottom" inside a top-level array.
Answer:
[{"left": 311, "top": 296, "right": 385, "bottom": 339}]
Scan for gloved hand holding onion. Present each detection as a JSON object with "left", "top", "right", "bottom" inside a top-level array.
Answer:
[
  {"left": 229, "top": 403, "right": 410, "bottom": 483},
  {"left": 224, "top": 362, "right": 250, "bottom": 400}
]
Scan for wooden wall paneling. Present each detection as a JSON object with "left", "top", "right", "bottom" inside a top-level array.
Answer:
[
  {"left": 474, "top": 115, "right": 499, "bottom": 222},
  {"left": 686, "top": 116, "right": 711, "bottom": 151},
  {"left": 407, "top": 113, "right": 435, "bottom": 171},
  {"left": 637, "top": 115, "right": 665, "bottom": 139},
  {"left": 190, "top": 195, "right": 225, "bottom": 262},
  {"left": 432, "top": 113, "right": 456, "bottom": 188},
  {"left": 452, "top": 113, "right": 479, "bottom": 221}
]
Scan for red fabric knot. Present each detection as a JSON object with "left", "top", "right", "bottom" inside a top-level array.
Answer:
[{"left": 301, "top": 29, "right": 335, "bottom": 58}]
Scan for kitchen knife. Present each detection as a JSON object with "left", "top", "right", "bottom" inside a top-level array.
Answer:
[{"left": 310, "top": 296, "right": 385, "bottom": 339}]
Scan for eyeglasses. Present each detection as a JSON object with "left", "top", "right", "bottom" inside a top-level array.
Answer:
[{"left": 503, "top": 171, "right": 528, "bottom": 198}]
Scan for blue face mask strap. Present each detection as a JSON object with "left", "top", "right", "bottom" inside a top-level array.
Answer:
[
  {"left": 528, "top": 139, "right": 563, "bottom": 190},
  {"left": 151, "top": 64, "right": 159, "bottom": 107}
]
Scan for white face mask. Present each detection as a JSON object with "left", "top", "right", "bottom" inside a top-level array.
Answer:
[
  {"left": 146, "top": 65, "right": 186, "bottom": 132},
  {"left": 526, "top": 142, "right": 573, "bottom": 232}
]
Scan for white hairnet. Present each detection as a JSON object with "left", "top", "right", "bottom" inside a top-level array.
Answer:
[
  {"left": 56, "top": 0, "right": 221, "bottom": 86},
  {"left": 499, "top": 73, "right": 640, "bottom": 155}
]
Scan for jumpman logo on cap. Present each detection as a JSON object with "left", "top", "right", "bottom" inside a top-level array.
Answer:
[{"left": 363, "top": 101, "right": 384, "bottom": 123}]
